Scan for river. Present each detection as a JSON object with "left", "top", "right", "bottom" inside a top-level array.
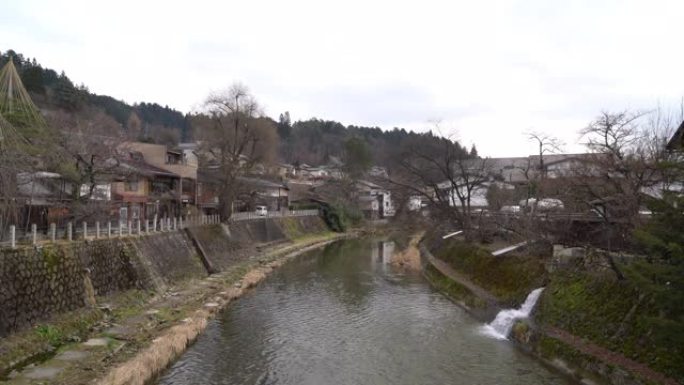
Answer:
[{"left": 157, "top": 238, "right": 571, "bottom": 385}]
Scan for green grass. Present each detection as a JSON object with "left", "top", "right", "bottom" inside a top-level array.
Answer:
[
  {"left": 433, "top": 239, "right": 547, "bottom": 306},
  {"left": 535, "top": 271, "right": 684, "bottom": 382},
  {"left": 280, "top": 217, "right": 305, "bottom": 239},
  {"left": 35, "top": 325, "right": 63, "bottom": 346},
  {"left": 423, "top": 264, "right": 487, "bottom": 309},
  {"left": 0, "top": 308, "right": 102, "bottom": 378}
]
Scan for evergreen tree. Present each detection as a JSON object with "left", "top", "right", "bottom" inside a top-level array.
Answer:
[
  {"left": 625, "top": 154, "right": 684, "bottom": 346},
  {"left": 52, "top": 72, "right": 82, "bottom": 111},
  {"left": 21, "top": 65, "right": 45, "bottom": 94},
  {"left": 343, "top": 136, "right": 372, "bottom": 178},
  {"left": 469, "top": 144, "right": 479, "bottom": 158},
  {"left": 277, "top": 111, "right": 292, "bottom": 139}
]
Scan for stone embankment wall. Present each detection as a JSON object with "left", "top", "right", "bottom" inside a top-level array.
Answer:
[
  {"left": 0, "top": 216, "right": 329, "bottom": 337},
  {"left": 128, "top": 232, "right": 207, "bottom": 290}
]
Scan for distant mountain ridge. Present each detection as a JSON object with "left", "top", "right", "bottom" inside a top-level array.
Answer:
[
  {"left": 0, "top": 49, "right": 190, "bottom": 144},
  {"left": 1, "top": 49, "right": 472, "bottom": 167}
]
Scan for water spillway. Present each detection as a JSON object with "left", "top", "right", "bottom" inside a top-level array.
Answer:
[
  {"left": 480, "top": 287, "right": 545, "bottom": 340},
  {"left": 157, "top": 240, "right": 567, "bottom": 385}
]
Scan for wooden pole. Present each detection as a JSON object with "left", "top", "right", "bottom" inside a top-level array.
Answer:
[{"left": 10, "top": 225, "right": 16, "bottom": 249}]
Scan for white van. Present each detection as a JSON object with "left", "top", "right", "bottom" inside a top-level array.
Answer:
[{"left": 500, "top": 205, "right": 521, "bottom": 214}]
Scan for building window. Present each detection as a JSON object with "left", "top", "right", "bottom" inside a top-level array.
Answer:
[
  {"left": 167, "top": 152, "right": 183, "bottom": 165},
  {"left": 119, "top": 207, "right": 128, "bottom": 221},
  {"left": 125, "top": 178, "right": 139, "bottom": 191},
  {"left": 130, "top": 204, "right": 141, "bottom": 220}
]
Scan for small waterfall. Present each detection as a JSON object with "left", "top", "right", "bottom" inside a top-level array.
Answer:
[{"left": 479, "top": 287, "right": 544, "bottom": 340}]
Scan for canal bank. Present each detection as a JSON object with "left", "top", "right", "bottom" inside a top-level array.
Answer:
[
  {"left": 157, "top": 237, "right": 573, "bottom": 385},
  {"left": 95, "top": 233, "right": 355, "bottom": 385},
  {"left": 0, "top": 215, "right": 350, "bottom": 384},
  {"left": 420, "top": 236, "right": 682, "bottom": 385}
]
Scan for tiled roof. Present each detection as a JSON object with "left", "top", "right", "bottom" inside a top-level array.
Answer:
[{"left": 119, "top": 160, "right": 179, "bottom": 177}]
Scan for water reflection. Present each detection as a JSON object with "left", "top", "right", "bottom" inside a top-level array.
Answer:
[
  {"left": 370, "top": 240, "right": 395, "bottom": 264},
  {"left": 158, "top": 239, "right": 571, "bottom": 385}
]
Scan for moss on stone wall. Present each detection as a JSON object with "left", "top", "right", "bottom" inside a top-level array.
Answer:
[
  {"left": 423, "top": 263, "right": 488, "bottom": 310},
  {"left": 279, "top": 216, "right": 328, "bottom": 239},
  {"left": 535, "top": 271, "right": 684, "bottom": 383},
  {"left": 432, "top": 239, "right": 547, "bottom": 306},
  {"left": 128, "top": 232, "right": 206, "bottom": 286}
]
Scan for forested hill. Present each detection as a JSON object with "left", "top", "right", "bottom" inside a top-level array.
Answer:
[
  {"left": 0, "top": 49, "right": 190, "bottom": 144},
  {"left": 278, "top": 117, "right": 475, "bottom": 167},
  {"left": 2, "top": 49, "right": 473, "bottom": 165}
]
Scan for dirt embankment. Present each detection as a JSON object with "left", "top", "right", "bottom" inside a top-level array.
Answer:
[{"left": 390, "top": 231, "right": 424, "bottom": 270}]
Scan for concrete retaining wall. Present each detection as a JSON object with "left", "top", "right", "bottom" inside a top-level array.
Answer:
[
  {"left": 187, "top": 216, "right": 329, "bottom": 272},
  {"left": 127, "top": 232, "right": 207, "bottom": 290}
]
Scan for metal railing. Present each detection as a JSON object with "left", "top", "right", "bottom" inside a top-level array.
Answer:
[
  {"left": 1, "top": 209, "right": 321, "bottom": 249},
  {"left": 228, "top": 209, "right": 319, "bottom": 222},
  {"left": 0, "top": 214, "right": 221, "bottom": 249}
]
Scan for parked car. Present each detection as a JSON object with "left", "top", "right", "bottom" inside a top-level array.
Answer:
[
  {"left": 255, "top": 206, "right": 268, "bottom": 216},
  {"left": 500, "top": 205, "right": 521, "bottom": 214},
  {"left": 518, "top": 198, "right": 564, "bottom": 212},
  {"left": 536, "top": 198, "right": 564, "bottom": 212}
]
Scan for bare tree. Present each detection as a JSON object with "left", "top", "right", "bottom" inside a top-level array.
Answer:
[
  {"left": 388, "top": 133, "right": 490, "bottom": 241},
  {"left": 45, "top": 108, "right": 126, "bottom": 221},
  {"left": 527, "top": 131, "right": 564, "bottom": 176},
  {"left": 566, "top": 109, "right": 676, "bottom": 278},
  {"left": 194, "top": 83, "right": 278, "bottom": 219},
  {"left": 525, "top": 132, "right": 565, "bottom": 204},
  {"left": 577, "top": 111, "right": 663, "bottom": 221}
]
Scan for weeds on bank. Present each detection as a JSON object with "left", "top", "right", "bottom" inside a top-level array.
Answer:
[{"left": 35, "top": 325, "right": 64, "bottom": 346}]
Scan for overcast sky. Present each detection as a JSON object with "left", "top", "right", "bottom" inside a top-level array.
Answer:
[{"left": 2, "top": 0, "right": 683, "bottom": 156}]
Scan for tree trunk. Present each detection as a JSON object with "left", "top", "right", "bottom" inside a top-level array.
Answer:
[{"left": 605, "top": 226, "right": 625, "bottom": 280}]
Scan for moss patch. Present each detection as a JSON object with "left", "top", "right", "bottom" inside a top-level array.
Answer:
[
  {"left": 0, "top": 308, "right": 102, "bottom": 379},
  {"left": 536, "top": 271, "right": 684, "bottom": 383},
  {"left": 280, "top": 217, "right": 305, "bottom": 239},
  {"left": 432, "top": 239, "right": 546, "bottom": 306},
  {"left": 423, "top": 263, "right": 488, "bottom": 309}
]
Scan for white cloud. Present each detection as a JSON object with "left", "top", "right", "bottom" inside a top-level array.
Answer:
[{"left": 2, "top": 0, "right": 683, "bottom": 156}]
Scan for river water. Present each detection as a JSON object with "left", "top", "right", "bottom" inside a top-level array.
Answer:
[{"left": 157, "top": 239, "right": 571, "bottom": 385}]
